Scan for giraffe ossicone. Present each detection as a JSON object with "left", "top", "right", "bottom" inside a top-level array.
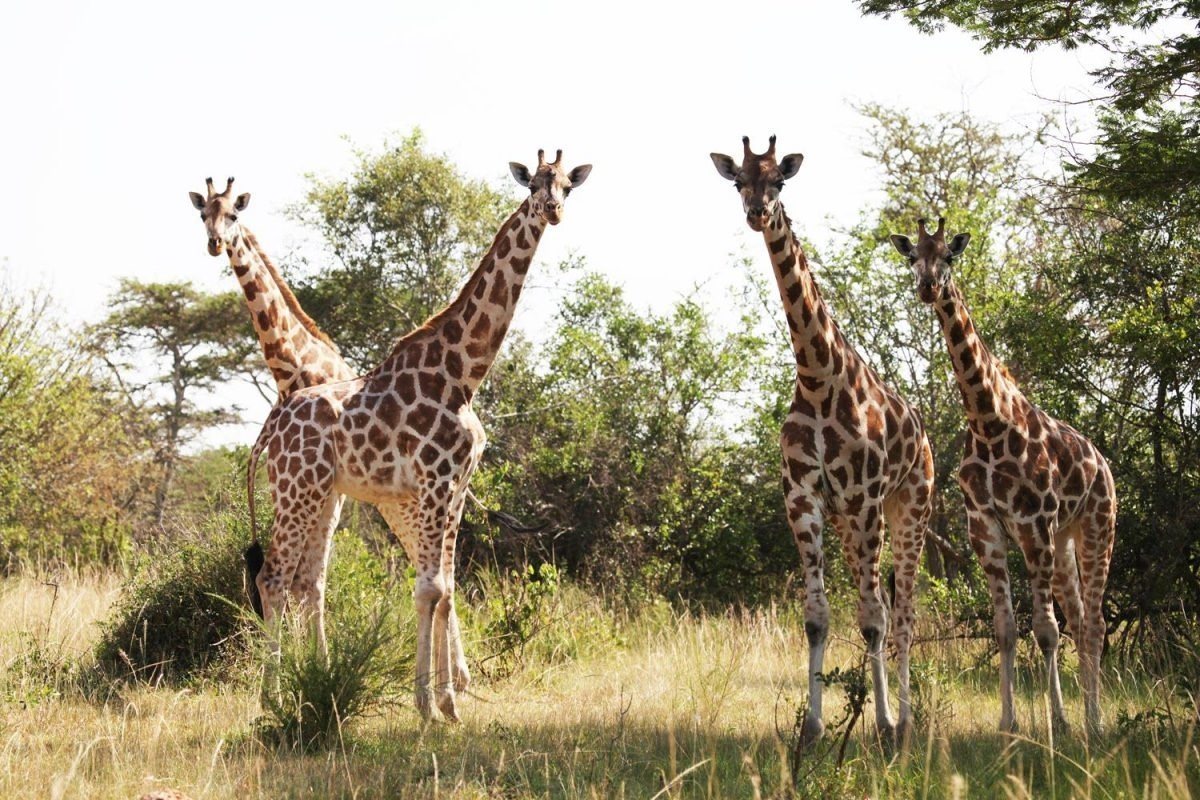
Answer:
[
  {"left": 890, "top": 217, "right": 1116, "bottom": 736},
  {"left": 244, "top": 150, "right": 591, "bottom": 723},
  {"left": 712, "top": 136, "right": 933, "bottom": 747},
  {"left": 188, "top": 176, "right": 356, "bottom": 402}
]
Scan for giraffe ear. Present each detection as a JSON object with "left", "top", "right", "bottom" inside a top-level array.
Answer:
[
  {"left": 778, "top": 153, "right": 804, "bottom": 179},
  {"left": 948, "top": 232, "right": 971, "bottom": 256},
  {"left": 568, "top": 164, "right": 592, "bottom": 187},
  {"left": 710, "top": 153, "right": 738, "bottom": 181},
  {"left": 234, "top": 193, "right": 251, "bottom": 212},
  {"left": 509, "top": 162, "right": 532, "bottom": 187},
  {"left": 189, "top": 192, "right": 205, "bottom": 211},
  {"left": 889, "top": 234, "right": 916, "bottom": 259}
]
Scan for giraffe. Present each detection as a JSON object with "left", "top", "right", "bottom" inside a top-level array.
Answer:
[
  {"left": 711, "top": 136, "right": 933, "bottom": 746},
  {"left": 189, "top": 177, "right": 475, "bottom": 691},
  {"left": 188, "top": 177, "right": 357, "bottom": 400},
  {"left": 889, "top": 217, "right": 1116, "bottom": 735},
  {"left": 245, "top": 149, "right": 591, "bottom": 722}
]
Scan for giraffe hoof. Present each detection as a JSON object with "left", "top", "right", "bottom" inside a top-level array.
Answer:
[
  {"left": 437, "top": 693, "right": 460, "bottom": 723},
  {"left": 453, "top": 663, "right": 471, "bottom": 694},
  {"left": 999, "top": 718, "right": 1019, "bottom": 735}
]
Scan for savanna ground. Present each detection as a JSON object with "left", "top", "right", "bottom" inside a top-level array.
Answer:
[{"left": 3, "top": 556, "right": 1198, "bottom": 800}]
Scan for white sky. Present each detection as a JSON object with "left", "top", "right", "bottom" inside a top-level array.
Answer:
[{"left": 0, "top": 0, "right": 1106, "bottom": 442}]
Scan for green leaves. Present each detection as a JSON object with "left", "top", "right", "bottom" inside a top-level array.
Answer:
[{"left": 285, "top": 129, "right": 510, "bottom": 370}]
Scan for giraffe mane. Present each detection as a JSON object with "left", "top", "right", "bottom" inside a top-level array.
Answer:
[{"left": 240, "top": 227, "right": 341, "bottom": 353}]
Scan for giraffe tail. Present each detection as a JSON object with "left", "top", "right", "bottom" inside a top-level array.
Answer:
[{"left": 244, "top": 423, "right": 270, "bottom": 619}]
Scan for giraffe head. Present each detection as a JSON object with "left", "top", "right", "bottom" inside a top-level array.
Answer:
[
  {"left": 710, "top": 135, "right": 804, "bottom": 232},
  {"left": 188, "top": 177, "right": 251, "bottom": 257},
  {"left": 889, "top": 217, "right": 971, "bottom": 303},
  {"left": 508, "top": 149, "right": 591, "bottom": 225}
]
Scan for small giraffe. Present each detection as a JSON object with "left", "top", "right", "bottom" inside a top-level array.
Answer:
[
  {"left": 246, "top": 149, "right": 591, "bottom": 722},
  {"left": 189, "top": 177, "right": 357, "bottom": 400},
  {"left": 711, "top": 137, "right": 933, "bottom": 745},
  {"left": 889, "top": 217, "right": 1116, "bottom": 734},
  {"left": 189, "top": 176, "right": 474, "bottom": 691}
]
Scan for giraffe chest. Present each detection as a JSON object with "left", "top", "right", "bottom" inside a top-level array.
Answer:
[{"left": 780, "top": 381, "right": 904, "bottom": 508}]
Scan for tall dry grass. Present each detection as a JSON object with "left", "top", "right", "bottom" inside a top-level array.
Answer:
[{"left": 1, "top": 570, "right": 1197, "bottom": 799}]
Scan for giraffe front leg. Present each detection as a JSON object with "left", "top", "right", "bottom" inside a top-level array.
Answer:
[
  {"left": 412, "top": 572, "right": 444, "bottom": 722},
  {"left": 378, "top": 496, "right": 467, "bottom": 712},
  {"left": 440, "top": 487, "right": 470, "bottom": 704},
  {"left": 786, "top": 487, "right": 829, "bottom": 748},
  {"left": 1077, "top": 482, "right": 1116, "bottom": 737},
  {"left": 967, "top": 509, "right": 1019, "bottom": 733},
  {"left": 843, "top": 507, "right": 895, "bottom": 744}
]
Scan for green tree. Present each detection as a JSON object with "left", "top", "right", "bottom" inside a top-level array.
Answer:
[
  {"left": 93, "top": 280, "right": 257, "bottom": 527},
  {"left": 468, "top": 267, "right": 790, "bottom": 606},
  {"left": 286, "top": 129, "right": 510, "bottom": 369},
  {"left": 0, "top": 276, "right": 143, "bottom": 565}
]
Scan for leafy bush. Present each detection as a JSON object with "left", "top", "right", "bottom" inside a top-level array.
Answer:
[{"left": 91, "top": 509, "right": 255, "bottom": 684}]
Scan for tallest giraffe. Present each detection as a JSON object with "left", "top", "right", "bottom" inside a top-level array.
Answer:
[{"left": 712, "top": 137, "right": 933, "bottom": 746}]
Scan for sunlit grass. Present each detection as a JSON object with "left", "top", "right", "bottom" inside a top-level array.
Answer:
[{"left": 1, "top": 570, "right": 1197, "bottom": 799}]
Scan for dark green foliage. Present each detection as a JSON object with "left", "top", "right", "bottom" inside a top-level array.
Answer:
[
  {"left": 857, "top": 0, "right": 1197, "bottom": 112},
  {"left": 92, "top": 508, "right": 256, "bottom": 684}
]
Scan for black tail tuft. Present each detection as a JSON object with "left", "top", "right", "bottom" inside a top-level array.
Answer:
[{"left": 244, "top": 542, "right": 265, "bottom": 618}]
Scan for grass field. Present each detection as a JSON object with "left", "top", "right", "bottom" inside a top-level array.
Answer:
[{"left": 2, "top": 568, "right": 1198, "bottom": 799}]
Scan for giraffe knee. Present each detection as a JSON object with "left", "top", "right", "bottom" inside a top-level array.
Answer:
[
  {"left": 861, "top": 625, "right": 884, "bottom": 651},
  {"left": 995, "top": 614, "right": 1018, "bottom": 653},
  {"left": 1036, "top": 627, "right": 1059, "bottom": 658},
  {"left": 804, "top": 619, "right": 827, "bottom": 648}
]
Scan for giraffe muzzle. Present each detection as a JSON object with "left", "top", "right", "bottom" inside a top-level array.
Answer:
[
  {"left": 208, "top": 238, "right": 224, "bottom": 256},
  {"left": 917, "top": 278, "right": 939, "bottom": 303},
  {"left": 746, "top": 209, "right": 769, "bottom": 232}
]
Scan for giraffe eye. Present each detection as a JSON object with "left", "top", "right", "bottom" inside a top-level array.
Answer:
[
  {"left": 774, "top": 181, "right": 785, "bottom": 190},
  {"left": 230, "top": 214, "right": 238, "bottom": 222}
]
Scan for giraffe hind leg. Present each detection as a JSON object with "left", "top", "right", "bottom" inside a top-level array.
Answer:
[
  {"left": 882, "top": 438, "right": 933, "bottom": 747},
  {"left": 1077, "top": 469, "right": 1117, "bottom": 736},
  {"left": 290, "top": 493, "right": 345, "bottom": 658}
]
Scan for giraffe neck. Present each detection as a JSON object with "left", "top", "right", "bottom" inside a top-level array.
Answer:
[
  {"left": 226, "top": 226, "right": 354, "bottom": 399},
  {"left": 933, "top": 279, "right": 1022, "bottom": 437},
  {"left": 762, "top": 206, "right": 843, "bottom": 377},
  {"left": 384, "top": 199, "right": 545, "bottom": 397}
]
